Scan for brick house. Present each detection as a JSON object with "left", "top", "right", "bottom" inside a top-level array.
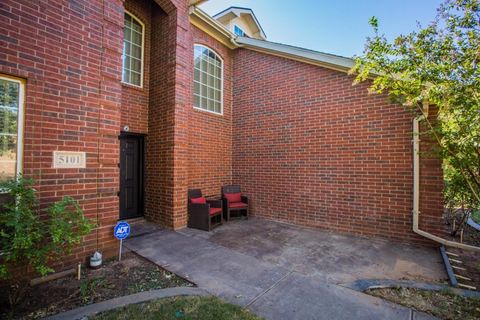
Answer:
[{"left": 0, "top": 0, "right": 443, "bottom": 267}]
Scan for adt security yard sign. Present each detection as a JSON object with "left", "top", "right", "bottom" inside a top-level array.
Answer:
[
  {"left": 114, "top": 222, "right": 130, "bottom": 239},
  {"left": 114, "top": 221, "right": 131, "bottom": 261}
]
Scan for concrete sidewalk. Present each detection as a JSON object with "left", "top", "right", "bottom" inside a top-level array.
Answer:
[{"left": 125, "top": 220, "right": 439, "bottom": 320}]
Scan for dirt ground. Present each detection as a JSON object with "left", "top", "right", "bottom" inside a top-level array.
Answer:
[
  {"left": 367, "top": 287, "right": 480, "bottom": 320},
  {"left": 443, "top": 212, "right": 480, "bottom": 291},
  {"left": 0, "top": 252, "right": 193, "bottom": 319}
]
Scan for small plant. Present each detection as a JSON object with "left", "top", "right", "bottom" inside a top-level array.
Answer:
[
  {"left": 80, "top": 277, "right": 109, "bottom": 304},
  {"left": 0, "top": 176, "right": 94, "bottom": 307}
]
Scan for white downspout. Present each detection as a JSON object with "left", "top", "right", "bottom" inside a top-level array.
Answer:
[{"left": 413, "top": 103, "right": 480, "bottom": 252}]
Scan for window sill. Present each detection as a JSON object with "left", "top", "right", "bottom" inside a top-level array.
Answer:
[
  {"left": 193, "top": 106, "right": 223, "bottom": 116},
  {"left": 121, "top": 82, "right": 145, "bottom": 91}
]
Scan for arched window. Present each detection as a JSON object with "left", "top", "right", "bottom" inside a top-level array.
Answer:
[
  {"left": 122, "top": 11, "right": 144, "bottom": 87},
  {"left": 193, "top": 45, "right": 223, "bottom": 114}
]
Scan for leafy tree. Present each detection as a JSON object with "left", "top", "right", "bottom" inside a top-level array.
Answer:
[
  {"left": 0, "top": 176, "right": 94, "bottom": 306},
  {"left": 351, "top": 0, "right": 480, "bottom": 224}
]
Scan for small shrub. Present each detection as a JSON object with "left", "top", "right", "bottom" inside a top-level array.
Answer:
[{"left": 0, "top": 176, "right": 94, "bottom": 306}]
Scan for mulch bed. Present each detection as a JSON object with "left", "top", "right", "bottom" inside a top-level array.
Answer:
[
  {"left": 446, "top": 245, "right": 480, "bottom": 291},
  {"left": 0, "top": 252, "right": 193, "bottom": 319}
]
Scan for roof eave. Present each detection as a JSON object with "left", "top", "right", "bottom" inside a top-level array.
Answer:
[
  {"left": 236, "top": 37, "right": 354, "bottom": 73},
  {"left": 189, "top": 6, "right": 238, "bottom": 49}
]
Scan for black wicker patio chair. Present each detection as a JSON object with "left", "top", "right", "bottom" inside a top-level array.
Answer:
[
  {"left": 187, "top": 189, "right": 223, "bottom": 231},
  {"left": 221, "top": 185, "right": 249, "bottom": 221}
]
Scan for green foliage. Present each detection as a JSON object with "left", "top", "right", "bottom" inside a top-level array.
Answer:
[
  {"left": 0, "top": 176, "right": 94, "bottom": 305},
  {"left": 351, "top": 0, "right": 480, "bottom": 213}
]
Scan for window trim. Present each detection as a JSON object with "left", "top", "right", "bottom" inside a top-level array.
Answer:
[
  {"left": 193, "top": 44, "right": 224, "bottom": 116},
  {"left": 122, "top": 10, "right": 145, "bottom": 88},
  {"left": 0, "top": 74, "right": 25, "bottom": 181}
]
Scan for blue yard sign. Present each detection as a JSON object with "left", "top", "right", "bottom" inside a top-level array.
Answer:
[
  {"left": 114, "top": 221, "right": 131, "bottom": 261},
  {"left": 114, "top": 221, "right": 131, "bottom": 240}
]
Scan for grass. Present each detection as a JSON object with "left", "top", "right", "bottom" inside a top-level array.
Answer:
[
  {"left": 91, "top": 296, "right": 262, "bottom": 320},
  {"left": 367, "top": 287, "right": 480, "bottom": 320}
]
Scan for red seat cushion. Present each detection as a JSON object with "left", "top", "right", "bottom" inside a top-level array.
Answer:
[
  {"left": 229, "top": 202, "right": 247, "bottom": 209},
  {"left": 224, "top": 192, "right": 241, "bottom": 203},
  {"left": 191, "top": 197, "right": 206, "bottom": 204},
  {"left": 210, "top": 207, "right": 222, "bottom": 216}
]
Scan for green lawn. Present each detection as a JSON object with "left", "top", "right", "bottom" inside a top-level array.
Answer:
[{"left": 92, "top": 296, "right": 263, "bottom": 320}]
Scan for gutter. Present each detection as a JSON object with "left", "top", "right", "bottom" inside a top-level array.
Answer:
[
  {"left": 412, "top": 103, "right": 480, "bottom": 252},
  {"left": 236, "top": 37, "right": 354, "bottom": 73}
]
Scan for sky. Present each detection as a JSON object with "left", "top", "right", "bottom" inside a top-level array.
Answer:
[{"left": 199, "top": 0, "right": 444, "bottom": 58}]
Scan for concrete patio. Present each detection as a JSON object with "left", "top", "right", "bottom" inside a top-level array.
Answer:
[{"left": 126, "top": 218, "right": 446, "bottom": 320}]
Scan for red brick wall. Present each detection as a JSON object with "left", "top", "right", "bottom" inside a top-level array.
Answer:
[
  {"left": 0, "top": 0, "right": 124, "bottom": 267},
  {"left": 121, "top": 0, "right": 152, "bottom": 134},
  {"left": 232, "top": 48, "right": 444, "bottom": 244},
  {"left": 188, "top": 26, "right": 233, "bottom": 197},
  {"left": 144, "top": 0, "right": 192, "bottom": 229}
]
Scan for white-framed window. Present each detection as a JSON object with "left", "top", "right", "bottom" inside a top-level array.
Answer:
[
  {"left": 234, "top": 25, "right": 246, "bottom": 37},
  {"left": 122, "top": 11, "right": 144, "bottom": 87},
  {"left": 0, "top": 75, "right": 24, "bottom": 183},
  {"left": 193, "top": 44, "right": 223, "bottom": 115}
]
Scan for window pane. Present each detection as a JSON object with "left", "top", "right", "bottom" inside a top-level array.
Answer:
[
  {"left": 131, "top": 58, "right": 141, "bottom": 73},
  {"left": 131, "top": 72, "right": 141, "bottom": 86},
  {"left": 208, "top": 74, "right": 214, "bottom": 87},
  {"left": 131, "top": 45, "right": 141, "bottom": 59},
  {"left": 194, "top": 94, "right": 200, "bottom": 107},
  {"left": 131, "top": 31, "right": 141, "bottom": 46},
  {"left": 0, "top": 108, "right": 18, "bottom": 135},
  {"left": 201, "top": 58, "right": 208, "bottom": 72},
  {"left": 124, "top": 27, "right": 131, "bottom": 42},
  {"left": 194, "top": 58, "right": 201, "bottom": 70},
  {"left": 194, "top": 81, "right": 200, "bottom": 95},
  {"left": 132, "top": 20, "right": 142, "bottom": 33},
  {"left": 123, "top": 71, "right": 130, "bottom": 84},
  {"left": 124, "top": 56, "right": 131, "bottom": 71},
  {"left": 194, "top": 69, "right": 200, "bottom": 82},
  {"left": 0, "top": 78, "right": 19, "bottom": 182},
  {"left": 201, "top": 84, "right": 207, "bottom": 98}
]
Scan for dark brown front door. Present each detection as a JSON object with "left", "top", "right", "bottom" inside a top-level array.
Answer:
[{"left": 119, "top": 134, "right": 144, "bottom": 220}]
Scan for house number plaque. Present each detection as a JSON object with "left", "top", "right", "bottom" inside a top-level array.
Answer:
[{"left": 53, "top": 151, "right": 86, "bottom": 169}]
